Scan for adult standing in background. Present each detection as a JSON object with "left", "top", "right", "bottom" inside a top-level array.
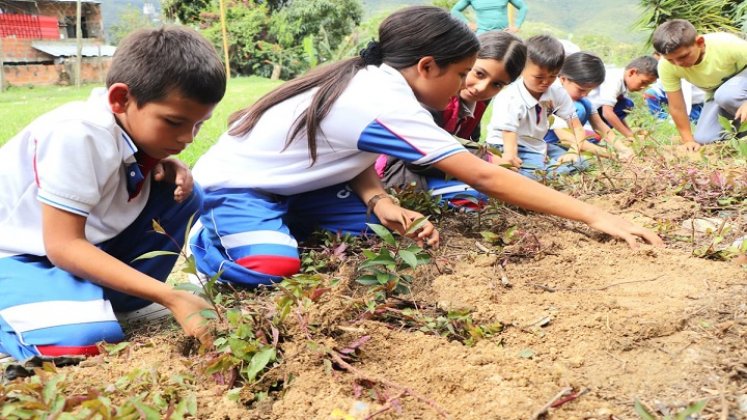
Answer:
[{"left": 451, "top": 0, "right": 528, "bottom": 34}]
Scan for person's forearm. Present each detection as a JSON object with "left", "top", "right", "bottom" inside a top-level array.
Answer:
[
  {"left": 349, "top": 165, "right": 388, "bottom": 204},
  {"left": 511, "top": 0, "right": 528, "bottom": 27},
  {"left": 46, "top": 237, "right": 177, "bottom": 306},
  {"left": 602, "top": 106, "right": 633, "bottom": 137},
  {"left": 569, "top": 118, "right": 586, "bottom": 153},
  {"left": 502, "top": 131, "right": 519, "bottom": 157},
  {"left": 669, "top": 97, "right": 695, "bottom": 143},
  {"left": 580, "top": 140, "right": 613, "bottom": 158},
  {"left": 459, "top": 159, "right": 599, "bottom": 222}
]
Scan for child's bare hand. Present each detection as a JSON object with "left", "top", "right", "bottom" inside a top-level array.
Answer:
[
  {"left": 617, "top": 147, "right": 635, "bottom": 161},
  {"left": 374, "top": 201, "right": 439, "bottom": 248},
  {"left": 166, "top": 290, "right": 214, "bottom": 348},
  {"left": 586, "top": 212, "right": 664, "bottom": 249},
  {"left": 153, "top": 158, "right": 194, "bottom": 202},
  {"left": 681, "top": 141, "right": 701, "bottom": 152},
  {"left": 493, "top": 154, "right": 522, "bottom": 171},
  {"left": 735, "top": 101, "right": 747, "bottom": 123},
  {"left": 556, "top": 152, "right": 580, "bottom": 165}
]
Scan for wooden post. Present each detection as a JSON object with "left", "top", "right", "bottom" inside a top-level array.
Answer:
[
  {"left": 0, "top": 38, "right": 5, "bottom": 93},
  {"left": 218, "top": 0, "right": 230, "bottom": 77},
  {"left": 75, "top": 0, "right": 83, "bottom": 87},
  {"left": 97, "top": 44, "right": 104, "bottom": 83}
]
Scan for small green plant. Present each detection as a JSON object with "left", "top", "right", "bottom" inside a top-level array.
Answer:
[
  {"left": 0, "top": 362, "right": 198, "bottom": 418},
  {"left": 275, "top": 273, "right": 330, "bottom": 322},
  {"left": 391, "top": 184, "right": 449, "bottom": 219},
  {"left": 362, "top": 299, "right": 502, "bottom": 347},
  {"left": 634, "top": 398, "right": 707, "bottom": 420},
  {"left": 692, "top": 219, "right": 747, "bottom": 260},
  {"left": 299, "top": 230, "right": 363, "bottom": 273},
  {"left": 136, "top": 216, "right": 284, "bottom": 397},
  {"left": 356, "top": 221, "right": 432, "bottom": 301},
  {"left": 718, "top": 115, "right": 747, "bottom": 160}
]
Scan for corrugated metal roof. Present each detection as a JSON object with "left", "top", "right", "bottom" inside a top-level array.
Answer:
[{"left": 32, "top": 41, "right": 115, "bottom": 57}]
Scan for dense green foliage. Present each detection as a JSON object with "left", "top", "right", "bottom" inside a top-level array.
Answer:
[
  {"left": 163, "top": 0, "right": 362, "bottom": 79},
  {"left": 637, "top": 0, "right": 747, "bottom": 44},
  {"left": 108, "top": 5, "right": 158, "bottom": 45}
]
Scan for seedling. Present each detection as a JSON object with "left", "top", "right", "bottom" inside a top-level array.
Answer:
[{"left": 356, "top": 220, "right": 432, "bottom": 301}]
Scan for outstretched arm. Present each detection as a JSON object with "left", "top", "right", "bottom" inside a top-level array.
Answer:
[
  {"left": 432, "top": 153, "right": 663, "bottom": 247},
  {"left": 41, "top": 204, "right": 213, "bottom": 346}
]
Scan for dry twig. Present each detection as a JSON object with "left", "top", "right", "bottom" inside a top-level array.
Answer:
[{"left": 531, "top": 387, "right": 573, "bottom": 419}]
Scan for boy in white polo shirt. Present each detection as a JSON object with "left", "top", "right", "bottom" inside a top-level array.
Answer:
[
  {"left": 587, "top": 56, "right": 658, "bottom": 140},
  {"left": 653, "top": 19, "right": 747, "bottom": 151},
  {"left": 486, "top": 35, "right": 593, "bottom": 180},
  {"left": 0, "top": 26, "right": 225, "bottom": 362}
]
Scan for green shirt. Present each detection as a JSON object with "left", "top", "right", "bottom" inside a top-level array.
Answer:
[
  {"left": 451, "top": 0, "right": 528, "bottom": 34},
  {"left": 659, "top": 32, "right": 747, "bottom": 99}
]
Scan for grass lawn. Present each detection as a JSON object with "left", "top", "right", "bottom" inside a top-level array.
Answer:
[{"left": 0, "top": 76, "right": 282, "bottom": 166}]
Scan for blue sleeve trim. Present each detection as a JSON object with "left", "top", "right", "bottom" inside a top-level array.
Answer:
[
  {"left": 357, "top": 119, "right": 426, "bottom": 162},
  {"left": 38, "top": 196, "right": 90, "bottom": 217}
]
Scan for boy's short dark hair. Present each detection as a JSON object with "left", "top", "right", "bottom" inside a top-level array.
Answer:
[
  {"left": 106, "top": 26, "right": 226, "bottom": 105},
  {"left": 625, "top": 55, "right": 659, "bottom": 78},
  {"left": 652, "top": 19, "right": 698, "bottom": 55},
  {"left": 525, "top": 35, "right": 565, "bottom": 72},
  {"left": 560, "top": 52, "right": 605, "bottom": 86}
]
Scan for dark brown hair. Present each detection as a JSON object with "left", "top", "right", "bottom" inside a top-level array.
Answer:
[
  {"left": 526, "top": 35, "right": 565, "bottom": 72},
  {"left": 227, "top": 6, "right": 479, "bottom": 164},
  {"left": 477, "top": 31, "right": 526, "bottom": 82},
  {"left": 560, "top": 52, "right": 605, "bottom": 86},
  {"left": 107, "top": 26, "right": 226, "bottom": 105},
  {"left": 652, "top": 19, "right": 698, "bottom": 55},
  {"left": 626, "top": 55, "right": 659, "bottom": 77}
]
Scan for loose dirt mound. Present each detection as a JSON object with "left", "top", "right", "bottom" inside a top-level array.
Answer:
[{"left": 47, "top": 193, "right": 747, "bottom": 419}]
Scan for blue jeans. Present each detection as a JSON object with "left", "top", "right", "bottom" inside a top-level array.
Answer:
[{"left": 499, "top": 144, "right": 589, "bottom": 181}]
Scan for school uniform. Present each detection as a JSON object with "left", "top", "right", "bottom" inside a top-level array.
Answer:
[
  {"left": 485, "top": 78, "right": 588, "bottom": 180},
  {"left": 658, "top": 33, "right": 747, "bottom": 143},
  {"left": 544, "top": 97, "right": 596, "bottom": 145},
  {"left": 587, "top": 67, "right": 635, "bottom": 125},
  {"left": 191, "top": 64, "right": 468, "bottom": 288},
  {"left": 644, "top": 79, "right": 704, "bottom": 122},
  {"left": 377, "top": 96, "right": 490, "bottom": 210},
  {"left": 0, "top": 88, "right": 201, "bottom": 361}
]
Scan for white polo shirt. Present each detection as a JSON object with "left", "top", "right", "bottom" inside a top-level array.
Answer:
[
  {"left": 193, "top": 64, "right": 467, "bottom": 196},
  {"left": 0, "top": 88, "right": 151, "bottom": 259},
  {"left": 485, "top": 78, "right": 577, "bottom": 154},
  {"left": 588, "top": 67, "right": 627, "bottom": 109}
]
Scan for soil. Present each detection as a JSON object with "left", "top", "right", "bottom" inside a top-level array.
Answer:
[{"left": 45, "top": 190, "right": 747, "bottom": 420}]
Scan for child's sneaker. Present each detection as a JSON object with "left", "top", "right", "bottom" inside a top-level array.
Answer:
[{"left": 115, "top": 302, "right": 171, "bottom": 324}]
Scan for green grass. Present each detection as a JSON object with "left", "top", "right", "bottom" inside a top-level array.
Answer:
[
  {"left": 0, "top": 84, "right": 97, "bottom": 144},
  {"left": 178, "top": 76, "right": 282, "bottom": 166},
  {"left": 0, "top": 76, "right": 282, "bottom": 166}
]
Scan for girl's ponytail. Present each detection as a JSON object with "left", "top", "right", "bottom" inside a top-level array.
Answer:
[{"left": 228, "top": 6, "right": 479, "bottom": 165}]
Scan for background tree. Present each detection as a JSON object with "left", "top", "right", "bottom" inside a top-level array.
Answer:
[
  {"left": 182, "top": 0, "right": 363, "bottom": 80},
  {"left": 108, "top": 6, "right": 156, "bottom": 45},
  {"left": 637, "top": 0, "right": 747, "bottom": 44},
  {"left": 162, "top": 0, "right": 212, "bottom": 24}
]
